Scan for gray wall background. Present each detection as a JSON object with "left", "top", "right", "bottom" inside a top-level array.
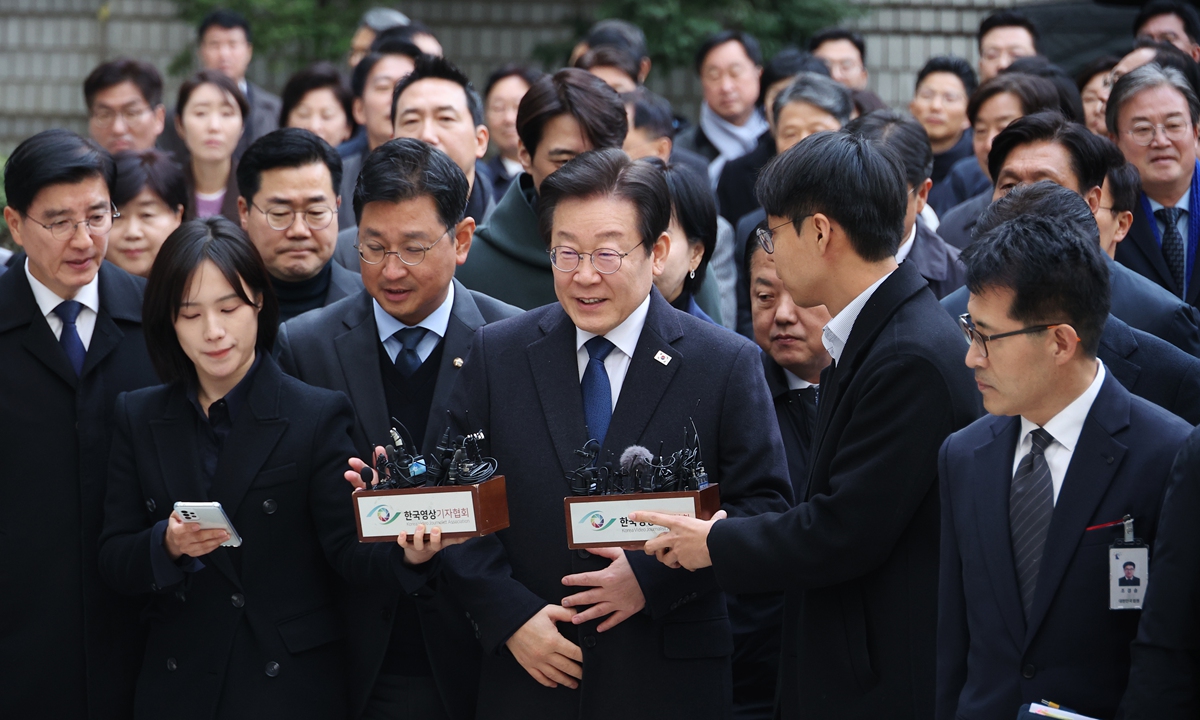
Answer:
[{"left": 0, "top": 0, "right": 1041, "bottom": 156}]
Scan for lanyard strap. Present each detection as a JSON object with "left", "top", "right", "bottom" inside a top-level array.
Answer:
[{"left": 1139, "top": 159, "right": 1200, "bottom": 294}]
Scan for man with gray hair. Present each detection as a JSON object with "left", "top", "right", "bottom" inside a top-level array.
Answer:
[
  {"left": 1109, "top": 62, "right": 1200, "bottom": 307},
  {"left": 348, "top": 7, "right": 410, "bottom": 68}
]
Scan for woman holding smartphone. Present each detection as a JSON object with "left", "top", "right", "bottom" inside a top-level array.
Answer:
[{"left": 98, "top": 217, "right": 452, "bottom": 719}]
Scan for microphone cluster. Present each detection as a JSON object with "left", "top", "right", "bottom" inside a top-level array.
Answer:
[
  {"left": 361, "top": 416, "right": 498, "bottom": 491},
  {"left": 567, "top": 423, "right": 710, "bottom": 497}
]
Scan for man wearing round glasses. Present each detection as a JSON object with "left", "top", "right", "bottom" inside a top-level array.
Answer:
[
  {"left": 236, "top": 128, "right": 363, "bottom": 322},
  {"left": 1109, "top": 62, "right": 1200, "bottom": 306},
  {"left": 83, "top": 58, "right": 167, "bottom": 155},
  {"left": 0, "top": 129, "right": 159, "bottom": 718}
]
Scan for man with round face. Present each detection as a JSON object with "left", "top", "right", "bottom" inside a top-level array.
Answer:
[
  {"left": 809, "top": 28, "right": 869, "bottom": 90},
  {"left": 236, "top": 128, "right": 363, "bottom": 322},
  {"left": 0, "top": 129, "right": 159, "bottom": 718},
  {"left": 484, "top": 65, "right": 538, "bottom": 200},
  {"left": 275, "top": 137, "right": 520, "bottom": 720},
  {"left": 84, "top": 59, "right": 166, "bottom": 155},
  {"left": 977, "top": 11, "right": 1038, "bottom": 81},
  {"left": 440, "top": 146, "right": 791, "bottom": 718},
  {"left": 1134, "top": 1, "right": 1200, "bottom": 61},
  {"left": 195, "top": 9, "right": 281, "bottom": 153},
  {"left": 1109, "top": 62, "right": 1200, "bottom": 304},
  {"left": 911, "top": 56, "right": 978, "bottom": 215}
]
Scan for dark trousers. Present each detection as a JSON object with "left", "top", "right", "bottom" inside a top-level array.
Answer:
[{"left": 361, "top": 673, "right": 449, "bottom": 720}]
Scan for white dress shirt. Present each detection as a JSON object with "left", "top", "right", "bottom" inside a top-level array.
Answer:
[
  {"left": 821, "top": 271, "right": 894, "bottom": 365},
  {"left": 784, "top": 369, "right": 815, "bottom": 391},
  {"left": 1011, "top": 360, "right": 1107, "bottom": 505},
  {"left": 25, "top": 258, "right": 100, "bottom": 349},
  {"left": 575, "top": 293, "right": 651, "bottom": 411},
  {"left": 895, "top": 224, "right": 917, "bottom": 265},
  {"left": 500, "top": 157, "right": 524, "bottom": 179},
  {"left": 374, "top": 281, "right": 455, "bottom": 364}
]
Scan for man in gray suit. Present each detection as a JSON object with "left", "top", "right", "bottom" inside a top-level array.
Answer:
[{"left": 275, "top": 137, "right": 520, "bottom": 720}]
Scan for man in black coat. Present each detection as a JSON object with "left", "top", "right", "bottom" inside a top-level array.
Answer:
[
  {"left": 275, "top": 139, "right": 521, "bottom": 720},
  {"left": 938, "top": 215, "right": 1192, "bottom": 720},
  {"left": 640, "top": 132, "right": 982, "bottom": 719},
  {"left": 439, "top": 148, "right": 792, "bottom": 719},
  {"left": 0, "top": 130, "right": 159, "bottom": 718}
]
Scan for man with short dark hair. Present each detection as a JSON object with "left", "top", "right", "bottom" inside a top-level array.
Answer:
[
  {"left": 237, "top": 128, "right": 362, "bottom": 322},
  {"left": 483, "top": 64, "right": 543, "bottom": 200},
  {"left": 84, "top": 58, "right": 166, "bottom": 155},
  {"left": 0, "top": 129, "right": 158, "bottom": 718},
  {"left": 912, "top": 56, "right": 979, "bottom": 214},
  {"left": 276, "top": 137, "right": 519, "bottom": 720},
  {"left": 1134, "top": 0, "right": 1200, "bottom": 62},
  {"left": 571, "top": 18, "right": 652, "bottom": 83},
  {"left": 442, "top": 147, "right": 791, "bottom": 718},
  {"left": 456, "top": 68, "right": 628, "bottom": 310},
  {"left": 808, "top": 27, "right": 870, "bottom": 90},
  {"left": 1100, "top": 154, "right": 1141, "bottom": 259},
  {"left": 637, "top": 131, "right": 982, "bottom": 718},
  {"left": 348, "top": 6, "right": 410, "bottom": 69},
  {"left": 938, "top": 213, "right": 1191, "bottom": 720},
  {"left": 977, "top": 10, "right": 1039, "bottom": 81}
]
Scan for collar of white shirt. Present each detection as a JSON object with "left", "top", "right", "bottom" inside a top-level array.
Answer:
[
  {"left": 373, "top": 281, "right": 455, "bottom": 364},
  {"left": 784, "top": 369, "right": 815, "bottom": 391},
  {"left": 25, "top": 258, "right": 101, "bottom": 346},
  {"left": 821, "top": 271, "right": 893, "bottom": 366},
  {"left": 1014, "top": 360, "right": 1107, "bottom": 503},
  {"left": 895, "top": 224, "right": 917, "bottom": 265},
  {"left": 1148, "top": 184, "right": 1192, "bottom": 215},
  {"left": 576, "top": 293, "right": 651, "bottom": 365}
]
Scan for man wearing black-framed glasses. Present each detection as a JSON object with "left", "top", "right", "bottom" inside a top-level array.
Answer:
[{"left": 236, "top": 128, "right": 363, "bottom": 322}]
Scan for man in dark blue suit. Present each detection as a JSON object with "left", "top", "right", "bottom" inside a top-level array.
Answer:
[
  {"left": 276, "top": 139, "right": 520, "bottom": 720},
  {"left": 937, "top": 214, "right": 1192, "bottom": 720},
  {"left": 639, "top": 131, "right": 982, "bottom": 719},
  {"left": 439, "top": 148, "right": 792, "bottom": 719},
  {"left": 0, "top": 130, "right": 159, "bottom": 718}
]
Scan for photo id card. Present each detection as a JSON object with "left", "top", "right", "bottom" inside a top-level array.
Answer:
[{"left": 1110, "top": 545, "right": 1149, "bottom": 610}]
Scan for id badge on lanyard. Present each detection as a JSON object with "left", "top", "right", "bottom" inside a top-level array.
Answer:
[{"left": 1090, "top": 515, "right": 1149, "bottom": 610}]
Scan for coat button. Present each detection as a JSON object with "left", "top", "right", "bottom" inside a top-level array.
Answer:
[
  {"left": 1022, "top": 663, "right": 1036, "bottom": 679},
  {"left": 381, "top": 607, "right": 393, "bottom": 621},
  {"left": 576, "top": 550, "right": 591, "bottom": 559},
  {"left": 265, "top": 661, "right": 280, "bottom": 677},
  {"left": 166, "top": 658, "right": 177, "bottom": 671},
  {"left": 231, "top": 593, "right": 245, "bottom": 608},
  {"left": 262, "top": 499, "right": 277, "bottom": 514},
  {"left": 145, "top": 498, "right": 156, "bottom": 512},
  {"left": 583, "top": 635, "right": 597, "bottom": 648},
  {"left": 150, "top": 583, "right": 158, "bottom": 592}
]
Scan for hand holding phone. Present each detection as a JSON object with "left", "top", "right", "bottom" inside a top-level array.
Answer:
[{"left": 166, "top": 502, "right": 242, "bottom": 560}]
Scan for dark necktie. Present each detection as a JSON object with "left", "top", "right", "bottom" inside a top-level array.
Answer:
[
  {"left": 393, "top": 327, "right": 429, "bottom": 378},
  {"left": 581, "top": 337, "right": 616, "bottom": 446},
  {"left": 1011, "top": 428, "right": 1055, "bottom": 619},
  {"left": 1155, "top": 206, "right": 1187, "bottom": 296},
  {"left": 54, "top": 300, "right": 85, "bottom": 377}
]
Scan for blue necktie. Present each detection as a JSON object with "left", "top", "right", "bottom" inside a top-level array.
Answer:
[
  {"left": 1155, "top": 207, "right": 1187, "bottom": 296},
  {"left": 393, "top": 327, "right": 428, "bottom": 378},
  {"left": 1011, "top": 428, "right": 1055, "bottom": 619},
  {"left": 54, "top": 300, "right": 85, "bottom": 377},
  {"left": 581, "top": 337, "right": 616, "bottom": 446}
]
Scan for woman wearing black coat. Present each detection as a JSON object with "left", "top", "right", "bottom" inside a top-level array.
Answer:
[{"left": 98, "top": 217, "right": 446, "bottom": 719}]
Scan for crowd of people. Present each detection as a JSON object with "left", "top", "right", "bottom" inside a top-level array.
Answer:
[{"left": 8, "top": 2, "right": 1200, "bottom": 719}]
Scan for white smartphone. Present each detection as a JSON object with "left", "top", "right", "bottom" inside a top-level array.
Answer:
[{"left": 173, "top": 501, "right": 243, "bottom": 548}]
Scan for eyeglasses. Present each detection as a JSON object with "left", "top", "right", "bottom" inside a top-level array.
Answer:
[
  {"left": 91, "top": 105, "right": 153, "bottom": 127},
  {"left": 1124, "top": 120, "right": 1192, "bottom": 147},
  {"left": 356, "top": 228, "right": 450, "bottom": 266},
  {"left": 28, "top": 203, "right": 120, "bottom": 241},
  {"left": 253, "top": 203, "right": 335, "bottom": 231},
  {"left": 957, "top": 313, "right": 1067, "bottom": 358},
  {"left": 755, "top": 215, "right": 812, "bottom": 254},
  {"left": 548, "top": 245, "right": 634, "bottom": 274}
]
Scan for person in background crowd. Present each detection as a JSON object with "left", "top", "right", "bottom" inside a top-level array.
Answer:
[
  {"left": 848, "top": 110, "right": 967, "bottom": 299},
  {"left": 733, "top": 72, "right": 852, "bottom": 336},
  {"left": 1077, "top": 55, "right": 1120, "bottom": 137},
  {"left": 1005, "top": 56, "right": 1086, "bottom": 124},
  {"left": 938, "top": 72, "right": 1059, "bottom": 249},
  {"left": 371, "top": 21, "right": 443, "bottom": 57},
  {"left": 1097, "top": 142, "right": 1140, "bottom": 259},
  {"left": 977, "top": 10, "right": 1039, "bottom": 81},
  {"left": 337, "top": 38, "right": 422, "bottom": 231},
  {"left": 1134, "top": 0, "right": 1200, "bottom": 62},
  {"left": 484, "top": 64, "right": 543, "bottom": 200},
  {"left": 0, "top": 128, "right": 159, "bottom": 719},
  {"left": 648, "top": 159, "right": 718, "bottom": 323},
  {"left": 937, "top": 210, "right": 1191, "bottom": 720},
  {"left": 237, "top": 128, "right": 362, "bottom": 322},
  {"left": 176, "top": 70, "right": 247, "bottom": 224},
  {"left": 575, "top": 45, "right": 640, "bottom": 94},
  {"left": 348, "top": 6, "right": 410, "bottom": 69},
  {"left": 808, "top": 27, "right": 870, "bottom": 90},
  {"left": 1112, "top": 38, "right": 1200, "bottom": 102},
  {"left": 276, "top": 138, "right": 521, "bottom": 720},
  {"left": 675, "top": 30, "right": 768, "bottom": 186},
  {"left": 570, "top": 19, "right": 652, "bottom": 83},
  {"left": 84, "top": 58, "right": 166, "bottom": 155},
  {"left": 913, "top": 56, "right": 980, "bottom": 215},
  {"left": 717, "top": 47, "right": 831, "bottom": 228},
  {"left": 280, "top": 62, "right": 356, "bottom": 149},
  {"left": 107, "top": 149, "right": 186, "bottom": 278},
  {"left": 456, "top": 68, "right": 627, "bottom": 310},
  {"left": 1109, "top": 63, "right": 1200, "bottom": 307}
]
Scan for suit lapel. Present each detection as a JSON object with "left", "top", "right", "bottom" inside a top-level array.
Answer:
[
  {"left": 335, "top": 294, "right": 391, "bottom": 450},
  {"left": 1024, "top": 375, "right": 1129, "bottom": 646},
  {"left": 2, "top": 265, "right": 79, "bottom": 389},
  {"left": 426, "top": 281, "right": 485, "bottom": 457},
  {"left": 972, "top": 416, "right": 1027, "bottom": 649},
  {"left": 527, "top": 306, "right": 591, "bottom": 480},
  {"left": 1128, "top": 204, "right": 1179, "bottom": 296},
  {"left": 150, "top": 385, "right": 208, "bottom": 504}
]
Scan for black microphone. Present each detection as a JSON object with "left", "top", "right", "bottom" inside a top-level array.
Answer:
[{"left": 359, "top": 465, "right": 375, "bottom": 489}]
